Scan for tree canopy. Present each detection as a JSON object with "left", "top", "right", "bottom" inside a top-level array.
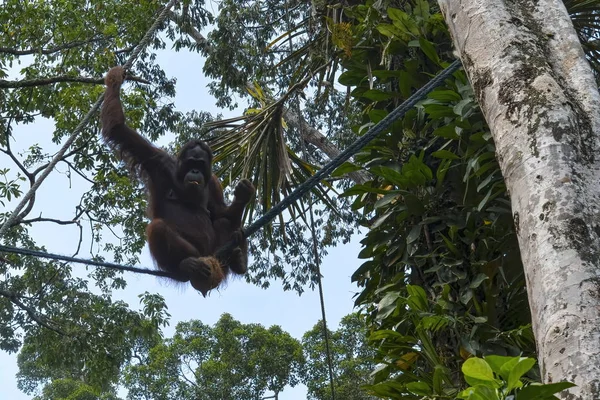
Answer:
[
  {"left": 2, "top": 0, "right": 600, "bottom": 399},
  {"left": 123, "top": 313, "right": 304, "bottom": 400}
]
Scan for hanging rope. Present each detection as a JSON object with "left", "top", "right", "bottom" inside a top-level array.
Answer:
[
  {"left": 0, "top": 0, "right": 180, "bottom": 240},
  {"left": 298, "top": 96, "right": 336, "bottom": 398},
  {"left": 0, "top": 60, "right": 462, "bottom": 274},
  {"left": 0, "top": 244, "right": 171, "bottom": 277},
  {"left": 308, "top": 202, "right": 336, "bottom": 399}
]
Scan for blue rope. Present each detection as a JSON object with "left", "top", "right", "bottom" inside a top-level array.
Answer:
[
  {"left": 242, "top": 59, "right": 462, "bottom": 238},
  {"left": 0, "top": 244, "right": 171, "bottom": 277},
  {"left": 1, "top": 60, "right": 462, "bottom": 274}
]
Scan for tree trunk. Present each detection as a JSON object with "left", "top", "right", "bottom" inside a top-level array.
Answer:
[{"left": 438, "top": 0, "right": 600, "bottom": 398}]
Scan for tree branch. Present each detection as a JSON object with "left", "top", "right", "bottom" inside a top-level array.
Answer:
[
  {"left": 0, "top": 37, "right": 108, "bottom": 56},
  {"left": 283, "top": 108, "right": 370, "bottom": 184},
  {"left": 0, "top": 289, "right": 67, "bottom": 336},
  {"left": 19, "top": 216, "right": 81, "bottom": 226},
  {"left": 0, "top": 74, "right": 150, "bottom": 89}
]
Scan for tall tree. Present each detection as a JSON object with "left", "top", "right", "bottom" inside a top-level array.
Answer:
[
  {"left": 1, "top": 0, "right": 359, "bottom": 393},
  {"left": 439, "top": 0, "right": 600, "bottom": 397},
  {"left": 302, "top": 313, "right": 377, "bottom": 400},
  {"left": 123, "top": 313, "right": 304, "bottom": 400}
]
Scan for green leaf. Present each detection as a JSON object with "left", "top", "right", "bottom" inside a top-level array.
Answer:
[
  {"left": 406, "top": 285, "right": 428, "bottom": 311},
  {"left": 436, "top": 159, "right": 452, "bottom": 189},
  {"left": 376, "top": 295, "right": 400, "bottom": 321},
  {"left": 369, "top": 329, "right": 413, "bottom": 342},
  {"left": 370, "top": 166, "right": 405, "bottom": 185},
  {"left": 331, "top": 161, "right": 362, "bottom": 177},
  {"left": 499, "top": 356, "right": 521, "bottom": 380},
  {"left": 362, "top": 89, "right": 397, "bottom": 101},
  {"left": 376, "top": 23, "right": 403, "bottom": 38},
  {"left": 507, "top": 357, "right": 536, "bottom": 391},
  {"left": 406, "top": 381, "right": 432, "bottom": 396},
  {"left": 454, "top": 99, "right": 474, "bottom": 117},
  {"left": 462, "top": 358, "right": 495, "bottom": 381},
  {"left": 338, "top": 70, "right": 367, "bottom": 86},
  {"left": 517, "top": 382, "right": 576, "bottom": 400},
  {"left": 458, "top": 387, "right": 487, "bottom": 400},
  {"left": 484, "top": 355, "right": 518, "bottom": 378},
  {"left": 406, "top": 224, "right": 421, "bottom": 244},
  {"left": 419, "top": 38, "right": 440, "bottom": 64},
  {"left": 432, "top": 150, "right": 460, "bottom": 159},
  {"left": 433, "top": 124, "right": 460, "bottom": 140},
  {"left": 477, "top": 172, "right": 496, "bottom": 192},
  {"left": 469, "top": 273, "right": 489, "bottom": 289},
  {"left": 369, "top": 109, "right": 389, "bottom": 123},
  {"left": 424, "top": 104, "right": 457, "bottom": 118},
  {"left": 375, "top": 193, "right": 400, "bottom": 209},
  {"left": 429, "top": 90, "right": 462, "bottom": 102},
  {"left": 389, "top": 8, "right": 420, "bottom": 36}
]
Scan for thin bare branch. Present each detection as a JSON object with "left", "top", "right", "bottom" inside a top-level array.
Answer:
[
  {"left": 61, "top": 159, "right": 96, "bottom": 185},
  {"left": 167, "top": 10, "right": 209, "bottom": 48},
  {"left": 0, "top": 37, "right": 108, "bottom": 56},
  {"left": 0, "top": 74, "right": 150, "bottom": 89},
  {"left": 19, "top": 216, "right": 81, "bottom": 226}
]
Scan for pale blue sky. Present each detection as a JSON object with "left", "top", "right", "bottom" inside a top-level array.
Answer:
[{"left": 1, "top": 43, "right": 364, "bottom": 399}]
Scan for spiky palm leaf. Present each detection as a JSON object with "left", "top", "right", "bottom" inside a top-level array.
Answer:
[{"left": 204, "top": 87, "right": 339, "bottom": 237}]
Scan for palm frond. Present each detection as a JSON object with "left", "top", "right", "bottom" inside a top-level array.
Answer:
[{"left": 204, "top": 94, "right": 340, "bottom": 238}]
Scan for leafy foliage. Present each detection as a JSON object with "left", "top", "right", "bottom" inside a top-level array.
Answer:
[
  {"left": 1, "top": 0, "right": 598, "bottom": 397},
  {"left": 302, "top": 313, "right": 377, "bottom": 400},
  {"left": 32, "top": 378, "right": 121, "bottom": 400},
  {"left": 320, "top": 0, "right": 545, "bottom": 397},
  {"left": 123, "top": 313, "right": 304, "bottom": 400},
  {"left": 458, "top": 356, "right": 575, "bottom": 400},
  {"left": 317, "top": 0, "right": 598, "bottom": 397}
]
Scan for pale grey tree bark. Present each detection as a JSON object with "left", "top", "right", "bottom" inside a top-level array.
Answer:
[{"left": 438, "top": 0, "right": 600, "bottom": 398}]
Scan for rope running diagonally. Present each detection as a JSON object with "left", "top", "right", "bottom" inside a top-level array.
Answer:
[
  {"left": 238, "top": 59, "right": 462, "bottom": 238},
  {"left": 0, "top": 60, "right": 462, "bottom": 276},
  {"left": 0, "top": 0, "right": 180, "bottom": 240}
]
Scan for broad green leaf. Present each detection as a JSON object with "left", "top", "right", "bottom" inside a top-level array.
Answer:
[
  {"left": 331, "top": 161, "right": 362, "bottom": 177},
  {"left": 429, "top": 90, "right": 462, "bottom": 102},
  {"left": 389, "top": 8, "right": 420, "bottom": 36},
  {"left": 469, "top": 273, "right": 489, "bottom": 289},
  {"left": 517, "top": 382, "right": 576, "bottom": 399},
  {"left": 432, "top": 150, "right": 460, "bottom": 159},
  {"left": 419, "top": 38, "right": 440, "bottom": 64},
  {"left": 362, "top": 89, "right": 397, "bottom": 101},
  {"left": 507, "top": 357, "right": 535, "bottom": 391},
  {"left": 462, "top": 358, "right": 495, "bottom": 381},
  {"left": 338, "top": 70, "right": 367, "bottom": 86},
  {"left": 375, "top": 193, "right": 400, "bottom": 209},
  {"left": 406, "top": 381, "right": 432, "bottom": 396},
  {"left": 424, "top": 104, "right": 457, "bottom": 118},
  {"left": 376, "top": 23, "right": 404, "bottom": 38},
  {"left": 369, "top": 329, "right": 413, "bottom": 342},
  {"left": 407, "top": 285, "right": 428, "bottom": 311},
  {"left": 406, "top": 224, "right": 421, "bottom": 244},
  {"left": 369, "top": 109, "right": 389, "bottom": 123}
]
